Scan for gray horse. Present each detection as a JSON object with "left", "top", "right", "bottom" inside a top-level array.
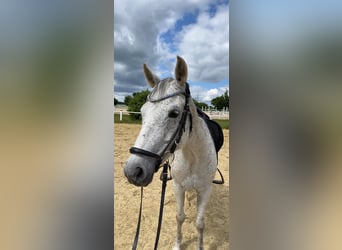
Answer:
[{"left": 124, "top": 56, "right": 218, "bottom": 250}]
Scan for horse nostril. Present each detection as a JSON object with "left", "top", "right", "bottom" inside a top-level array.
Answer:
[
  {"left": 135, "top": 166, "right": 144, "bottom": 179},
  {"left": 125, "top": 163, "right": 150, "bottom": 186}
]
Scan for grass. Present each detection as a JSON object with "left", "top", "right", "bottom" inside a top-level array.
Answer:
[
  {"left": 114, "top": 114, "right": 142, "bottom": 124},
  {"left": 213, "top": 119, "right": 229, "bottom": 130},
  {"left": 114, "top": 114, "right": 229, "bottom": 129}
]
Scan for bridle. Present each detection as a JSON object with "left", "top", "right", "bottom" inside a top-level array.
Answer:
[{"left": 129, "top": 82, "right": 192, "bottom": 171}]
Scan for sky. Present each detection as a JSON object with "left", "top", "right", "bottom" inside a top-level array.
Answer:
[{"left": 114, "top": 0, "right": 229, "bottom": 104}]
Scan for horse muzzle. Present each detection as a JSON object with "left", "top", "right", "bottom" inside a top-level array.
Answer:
[{"left": 124, "top": 158, "right": 155, "bottom": 187}]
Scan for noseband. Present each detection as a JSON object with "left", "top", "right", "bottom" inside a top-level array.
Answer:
[{"left": 129, "top": 83, "right": 192, "bottom": 172}]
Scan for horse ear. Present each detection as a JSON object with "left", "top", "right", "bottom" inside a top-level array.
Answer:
[
  {"left": 143, "top": 64, "right": 160, "bottom": 88},
  {"left": 174, "top": 56, "right": 188, "bottom": 86}
]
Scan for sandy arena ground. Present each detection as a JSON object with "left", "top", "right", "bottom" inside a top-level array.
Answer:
[{"left": 114, "top": 123, "right": 229, "bottom": 249}]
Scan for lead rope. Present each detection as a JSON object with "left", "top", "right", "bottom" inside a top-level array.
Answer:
[
  {"left": 132, "top": 186, "right": 143, "bottom": 250},
  {"left": 154, "top": 161, "right": 169, "bottom": 250},
  {"left": 131, "top": 162, "right": 169, "bottom": 250}
]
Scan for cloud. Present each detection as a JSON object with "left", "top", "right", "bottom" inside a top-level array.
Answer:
[
  {"left": 190, "top": 85, "right": 228, "bottom": 104},
  {"left": 175, "top": 4, "right": 229, "bottom": 83},
  {"left": 114, "top": 0, "right": 229, "bottom": 98}
]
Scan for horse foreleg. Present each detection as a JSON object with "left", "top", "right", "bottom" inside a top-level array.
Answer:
[
  {"left": 173, "top": 184, "right": 185, "bottom": 250},
  {"left": 196, "top": 186, "right": 212, "bottom": 250}
]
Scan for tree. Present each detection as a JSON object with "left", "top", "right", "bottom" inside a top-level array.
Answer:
[
  {"left": 125, "top": 90, "right": 150, "bottom": 120},
  {"left": 211, "top": 90, "right": 229, "bottom": 110},
  {"left": 124, "top": 95, "right": 132, "bottom": 106},
  {"left": 223, "top": 90, "right": 229, "bottom": 110},
  {"left": 114, "top": 97, "right": 119, "bottom": 106},
  {"left": 193, "top": 99, "right": 209, "bottom": 110}
]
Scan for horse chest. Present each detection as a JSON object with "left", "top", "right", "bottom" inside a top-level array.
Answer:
[{"left": 171, "top": 161, "right": 215, "bottom": 190}]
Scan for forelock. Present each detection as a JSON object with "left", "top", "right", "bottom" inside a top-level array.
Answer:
[{"left": 148, "top": 77, "right": 180, "bottom": 100}]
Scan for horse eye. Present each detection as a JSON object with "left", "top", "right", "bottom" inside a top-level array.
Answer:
[{"left": 168, "top": 109, "right": 180, "bottom": 118}]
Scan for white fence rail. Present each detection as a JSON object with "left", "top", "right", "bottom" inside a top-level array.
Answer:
[{"left": 114, "top": 108, "right": 229, "bottom": 121}]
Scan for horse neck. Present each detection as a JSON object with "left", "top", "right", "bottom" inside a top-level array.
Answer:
[
  {"left": 184, "top": 98, "right": 205, "bottom": 146},
  {"left": 176, "top": 99, "right": 212, "bottom": 168}
]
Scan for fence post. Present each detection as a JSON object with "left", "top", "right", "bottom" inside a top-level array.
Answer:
[{"left": 120, "top": 110, "right": 123, "bottom": 121}]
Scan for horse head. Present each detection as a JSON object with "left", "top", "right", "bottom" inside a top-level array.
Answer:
[{"left": 124, "top": 56, "right": 191, "bottom": 186}]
